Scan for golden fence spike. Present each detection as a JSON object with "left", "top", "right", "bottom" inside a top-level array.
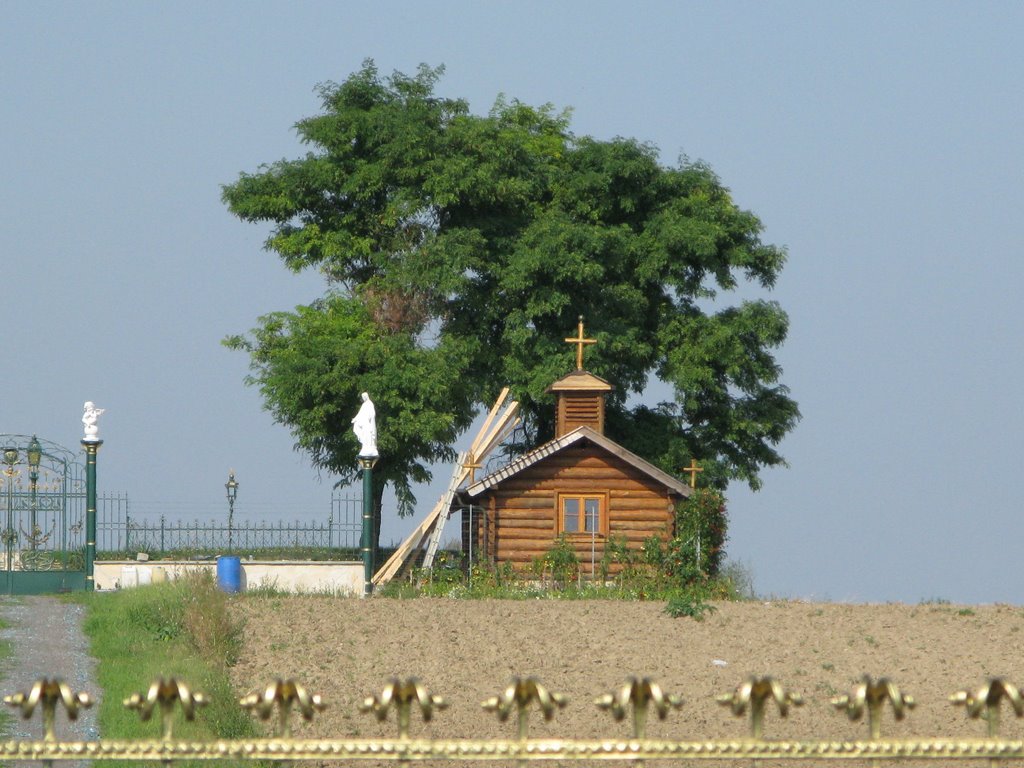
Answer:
[
  {"left": 124, "top": 677, "right": 207, "bottom": 740},
  {"left": 832, "top": 675, "right": 915, "bottom": 740},
  {"left": 359, "top": 677, "right": 446, "bottom": 739},
  {"left": 717, "top": 675, "right": 803, "bottom": 739},
  {"left": 596, "top": 677, "right": 682, "bottom": 739},
  {"left": 3, "top": 678, "right": 92, "bottom": 741},
  {"left": 483, "top": 677, "right": 568, "bottom": 740},
  {"left": 951, "top": 677, "right": 1024, "bottom": 738},
  {"left": 240, "top": 678, "right": 325, "bottom": 738}
]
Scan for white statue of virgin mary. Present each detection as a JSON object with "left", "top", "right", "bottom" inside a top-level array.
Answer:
[{"left": 352, "top": 392, "right": 378, "bottom": 457}]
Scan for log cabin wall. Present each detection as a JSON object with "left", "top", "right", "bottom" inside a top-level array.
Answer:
[{"left": 465, "top": 441, "right": 677, "bottom": 574}]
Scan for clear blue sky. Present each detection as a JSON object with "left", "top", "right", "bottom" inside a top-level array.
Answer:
[{"left": 4, "top": 1, "right": 1022, "bottom": 603}]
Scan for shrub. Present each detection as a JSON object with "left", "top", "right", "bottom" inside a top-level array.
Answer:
[
  {"left": 535, "top": 535, "right": 580, "bottom": 588},
  {"left": 672, "top": 488, "right": 728, "bottom": 577},
  {"left": 665, "top": 593, "right": 717, "bottom": 620}
]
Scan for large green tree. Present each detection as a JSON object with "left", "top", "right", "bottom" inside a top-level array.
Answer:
[{"left": 223, "top": 61, "right": 799, "bottom": 542}]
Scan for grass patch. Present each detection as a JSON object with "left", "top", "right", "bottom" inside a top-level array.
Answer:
[
  {"left": 0, "top": 614, "right": 13, "bottom": 736},
  {"left": 71, "top": 572, "right": 256, "bottom": 762}
]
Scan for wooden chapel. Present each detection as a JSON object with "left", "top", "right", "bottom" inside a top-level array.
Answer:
[{"left": 459, "top": 320, "right": 691, "bottom": 574}]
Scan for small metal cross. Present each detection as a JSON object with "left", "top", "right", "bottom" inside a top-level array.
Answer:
[
  {"left": 682, "top": 459, "right": 703, "bottom": 488},
  {"left": 564, "top": 316, "right": 596, "bottom": 370}
]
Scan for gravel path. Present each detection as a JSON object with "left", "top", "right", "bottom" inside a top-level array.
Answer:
[{"left": 0, "top": 596, "right": 100, "bottom": 744}]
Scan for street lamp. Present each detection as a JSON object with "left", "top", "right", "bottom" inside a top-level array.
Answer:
[
  {"left": 225, "top": 470, "right": 238, "bottom": 550},
  {"left": 26, "top": 437, "right": 41, "bottom": 551},
  {"left": 2, "top": 447, "right": 17, "bottom": 571}
]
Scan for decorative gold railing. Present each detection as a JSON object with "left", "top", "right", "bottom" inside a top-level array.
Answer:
[{"left": 5, "top": 674, "right": 1024, "bottom": 762}]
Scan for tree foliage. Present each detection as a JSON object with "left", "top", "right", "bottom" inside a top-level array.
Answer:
[{"left": 222, "top": 60, "right": 799, "bottom": 525}]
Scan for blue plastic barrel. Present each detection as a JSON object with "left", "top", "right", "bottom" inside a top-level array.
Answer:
[{"left": 216, "top": 555, "right": 243, "bottom": 593}]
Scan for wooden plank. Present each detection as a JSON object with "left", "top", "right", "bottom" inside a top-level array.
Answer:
[
  {"left": 474, "top": 409, "right": 520, "bottom": 463},
  {"left": 468, "top": 387, "right": 509, "bottom": 457}
]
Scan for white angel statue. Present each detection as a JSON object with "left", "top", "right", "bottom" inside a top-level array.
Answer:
[{"left": 82, "top": 401, "right": 105, "bottom": 441}]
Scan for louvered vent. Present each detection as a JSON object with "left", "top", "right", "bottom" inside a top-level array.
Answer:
[{"left": 557, "top": 393, "right": 604, "bottom": 437}]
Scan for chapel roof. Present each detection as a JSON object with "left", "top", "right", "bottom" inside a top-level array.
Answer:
[
  {"left": 464, "top": 425, "right": 691, "bottom": 499},
  {"left": 545, "top": 369, "right": 612, "bottom": 393}
]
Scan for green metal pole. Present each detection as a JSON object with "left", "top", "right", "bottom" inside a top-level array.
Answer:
[
  {"left": 82, "top": 440, "right": 101, "bottom": 591},
  {"left": 359, "top": 457, "right": 376, "bottom": 597}
]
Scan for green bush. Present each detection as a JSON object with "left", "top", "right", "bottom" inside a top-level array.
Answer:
[
  {"left": 673, "top": 488, "right": 728, "bottom": 577},
  {"left": 665, "top": 593, "right": 717, "bottom": 620},
  {"left": 533, "top": 535, "right": 580, "bottom": 588}
]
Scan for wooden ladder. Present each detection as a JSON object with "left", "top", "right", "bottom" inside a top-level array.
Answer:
[{"left": 373, "top": 389, "right": 519, "bottom": 587}]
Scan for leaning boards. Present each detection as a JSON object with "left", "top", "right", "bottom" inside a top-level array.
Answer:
[{"left": 372, "top": 389, "right": 519, "bottom": 587}]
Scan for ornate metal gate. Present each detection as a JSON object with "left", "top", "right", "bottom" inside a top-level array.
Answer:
[{"left": 0, "top": 435, "right": 86, "bottom": 594}]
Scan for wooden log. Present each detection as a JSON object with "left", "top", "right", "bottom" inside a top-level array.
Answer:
[
  {"left": 491, "top": 497, "right": 557, "bottom": 511},
  {"left": 608, "top": 497, "right": 675, "bottom": 510},
  {"left": 488, "top": 476, "right": 653, "bottom": 492},
  {"left": 492, "top": 505, "right": 554, "bottom": 518},
  {"left": 606, "top": 510, "right": 673, "bottom": 523},
  {"left": 491, "top": 518, "right": 557, "bottom": 528},
  {"left": 496, "top": 548, "right": 553, "bottom": 561},
  {"left": 496, "top": 530, "right": 563, "bottom": 544}
]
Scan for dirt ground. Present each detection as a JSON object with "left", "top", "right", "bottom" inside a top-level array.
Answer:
[{"left": 230, "top": 598, "right": 1024, "bottom": 743}]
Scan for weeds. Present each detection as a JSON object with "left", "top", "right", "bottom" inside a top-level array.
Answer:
[
  {"left": 74, "top": 571, "right": 254, "bottom": 753},
  {"left": 664, "top": 594, "right": 717, "bottom": 620},
  {"left": 380, "top": 553, "right": 746, "bottom": 612},
  {"left": 0, "top": 617, "right": 12, "bottom": 736}
]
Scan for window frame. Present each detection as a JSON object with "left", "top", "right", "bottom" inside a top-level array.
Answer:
[{"left": 556, "top": 492, "right": 609, "bottom": 538}]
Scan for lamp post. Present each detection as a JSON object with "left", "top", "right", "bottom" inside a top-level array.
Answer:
[
  {"left": 225, "top": 470, "right": 238, "bottom": 551},
  {"left": 3, "top": 447, "right": 17, "bottom": 584},
  {"left": 26, "top": 437, "right": 41, "bottom": 551}
]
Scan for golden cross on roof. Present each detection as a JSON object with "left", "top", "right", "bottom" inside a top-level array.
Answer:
[
  {"left": 564, "top": 316, "right": 597, "bottom": 370},
  {"left": 682, "top": 458, "right": 703, "bottom": 489}
]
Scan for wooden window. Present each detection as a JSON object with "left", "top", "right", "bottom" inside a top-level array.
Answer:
[{"left": 558, "top": 493, "right": 607, "bottom": 537}]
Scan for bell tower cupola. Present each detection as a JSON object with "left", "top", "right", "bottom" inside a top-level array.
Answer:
[{"left": 546, "top": 317, "right": 612, "bottom": 438}]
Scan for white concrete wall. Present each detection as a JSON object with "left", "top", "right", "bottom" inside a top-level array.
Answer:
[{"left": 95, "top": 559, "right": 364, "bottom": 595}]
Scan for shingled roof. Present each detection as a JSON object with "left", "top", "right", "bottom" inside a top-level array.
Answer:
[{"left": 464, "top": 425, "right": 692, "bottom": 498}]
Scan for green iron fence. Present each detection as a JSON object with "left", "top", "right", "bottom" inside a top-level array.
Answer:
[{"left": 95, "top": 494, "right": 362, "bottom": 556}]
